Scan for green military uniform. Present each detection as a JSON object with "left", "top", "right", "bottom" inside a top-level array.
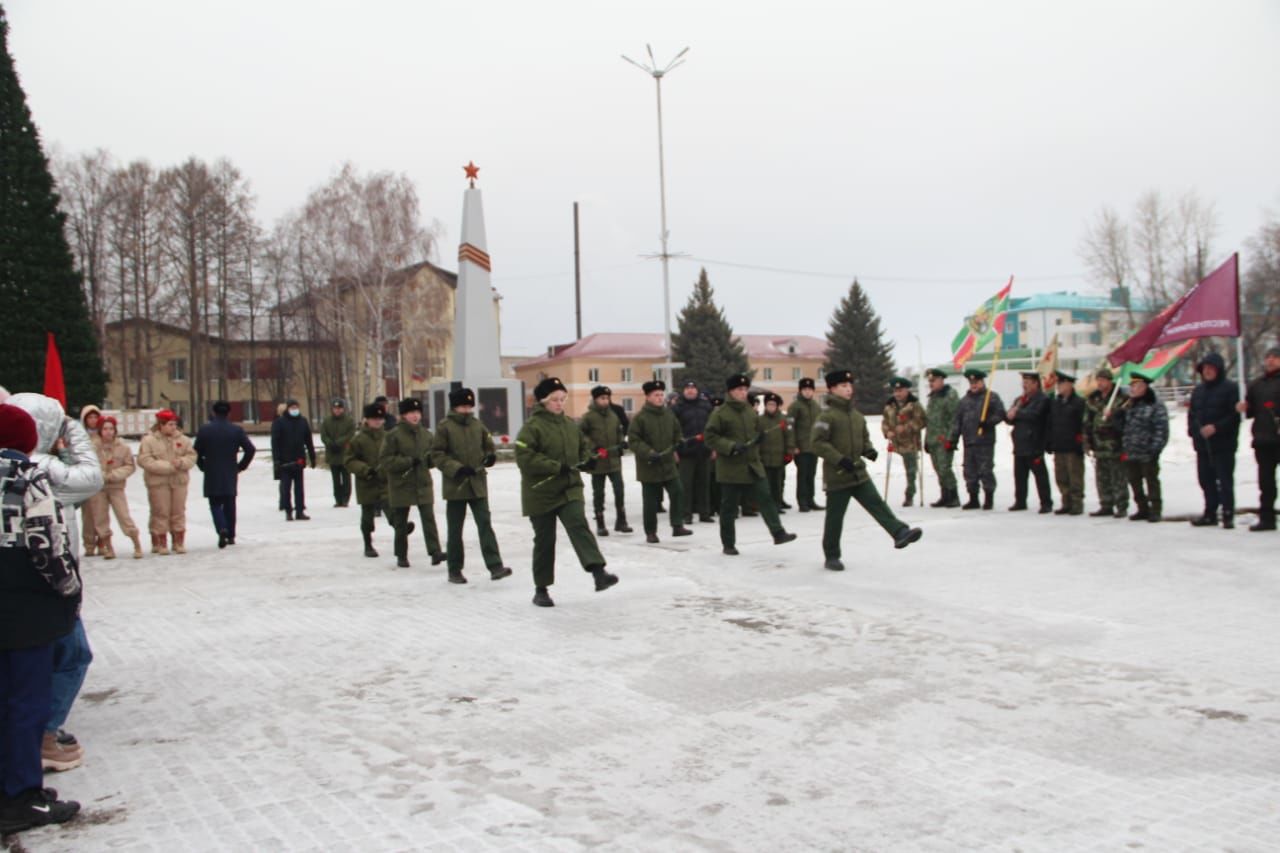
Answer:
[
  {"left": 515, "top": 396, "right": 607, "bottom": 591},
  {"left": 924, "top": 369, "right": 960, "bottom": 505},
  {"left": 579, "top": 391, "right": 631, "bottom": 534},
  {"left": 430, "top": 398, "right": 507, "bottom": 579},
  {"left": 705, "top": 378, "right": 789, "bottom": 550},
  {"left": 882, "top": 379, "right": 927, "bottom": 506},
  {"left": 813, "top": 375, "right": 917, "bottom": 566},
  {"left": 1084, "top": 376, "right": 1129, "bottom": 516},
  {"left": 345, "top": 415, "right": 387, "bottom": 556},
  {"left": 787, "top": 381, "right": 823, "bottom": 510},
  {"left": 320, "top": 402, "right": 357, "bottom": 507},
  {"left": 378, "top": 406, "right": 443, "bottom": 566},
  {"left": 759, "top": 402, "right": 790, "bottom": 511},
  {"left": 628, "top": 392, "right": 688, "bottom": 538}
]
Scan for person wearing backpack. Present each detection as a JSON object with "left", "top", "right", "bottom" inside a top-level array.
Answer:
[{"left": 0, "top": 403, "right": 82, "bottom": 833}]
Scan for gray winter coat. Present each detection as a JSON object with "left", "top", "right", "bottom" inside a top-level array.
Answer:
[{"left": 1121, "top": 390, "right": 1169, "bottom": 463}]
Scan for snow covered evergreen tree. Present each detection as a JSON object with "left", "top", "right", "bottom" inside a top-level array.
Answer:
[
  {"left": 672, "top": 268, "right": 750, "bottom": 394},
  {"left": 823, "top": 279, "right": 895, "bottom": 413}
]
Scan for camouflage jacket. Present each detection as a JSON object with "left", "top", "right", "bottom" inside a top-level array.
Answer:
[
  {"left": 1083, "top": 388, "right": 1128, "bottom": 457},
  {"left": 881, "top": 395, "right": 926, "bottom": 453},
  {"left": 925, "top": 384, "right": 959, "bottom": 448}
]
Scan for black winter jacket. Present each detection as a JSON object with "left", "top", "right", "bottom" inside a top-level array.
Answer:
[
  {"left": 1006, "top": 390, "right": 1049, "bottom": 456},
  {"left": 1242, "top": 369, "right": 1280, "bottom": 448},
  {"left": 1187, "top": 352, "right": 1241, "bottom": 453},
  {"left": 271, "top": 414, "right": 316, "bottom": 469},
  {"left": 195, "top": 415, "right": 256, "bottom": 497},
  {"left": 671, "top": 396, "right": 713, "bottom": 458},
  {"left": 1046, "top": 393, "right": 1086, "bottom": 454}
]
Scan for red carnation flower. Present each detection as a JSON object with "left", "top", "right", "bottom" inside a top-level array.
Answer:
[{"left": 1265, "top": 401, "right": 1276, "bottom": 410}]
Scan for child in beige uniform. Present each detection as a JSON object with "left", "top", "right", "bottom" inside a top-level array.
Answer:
[
  {"left": 137, "top": 409, "right": 197, "bottom": 554},
  {"left": 87, "top": 416, "right": 143, "bottom": 559}
]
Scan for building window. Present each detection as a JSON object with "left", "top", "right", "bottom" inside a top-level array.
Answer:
[
  {"left": 588, "top": 367, "right": 600, "bottom": 382},
  {"left": 168, "top": 358, "right": 188, "bottom": 383},
  {"left": 1055, "top": 318, "right": 1063, "bottom": 326},
  {"left": 792, "top": 367, "right": 801, "bottom": 380},
  {"left": 763, "top": 367, "right": 773, "bottom": 381},
  {"left": 620, "top": 367, "right": 632, "bottom": 382},
  {"left": 817, "top": 366, "right": 825, "bottom": 379},
  {"left": 622, "top": 397, "right": 634, "bottom": 413},
  {"left": 1020, "top": 321, "right": 1028, "bottom": 333}
]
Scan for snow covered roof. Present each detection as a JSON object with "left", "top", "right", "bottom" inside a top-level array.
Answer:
[{"left": 514, "top": 332, "right": 826, "bottom": 369}]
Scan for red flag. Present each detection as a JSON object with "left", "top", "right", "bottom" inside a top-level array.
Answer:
[
  {"left": 1108, "top": 254, "right": 1239, "bottom": 367},
  {"left": 43, "top": 331, "right": 67, "bottom": 408}
]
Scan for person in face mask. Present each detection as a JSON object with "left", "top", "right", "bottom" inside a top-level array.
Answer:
[{"left": 270, "top": 399, "right": 316, "bottom": 521}]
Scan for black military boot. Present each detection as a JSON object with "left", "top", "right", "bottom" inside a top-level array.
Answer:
[
  {"left": 982, "top": 489, "right": 994, "bottom": 510},
  {"left": 363, "top": 532, "right": 378, "bottom": 558},
  {"left": 902, "top": 493, "right": 914, "bottom": 508},
  {"left": 1089, "top": 506, "right": 1113, "bottom": 517},
  {"left": 489, "top": 566, "right": 513, "bottom": 580},
  {"left": 532, "top": 587, "right": 554, "bottom": 607},
  {"left": 1190, "top": 513, "right": 1217, "bottom": 527},
  {"left": 396, "top": 555, "right": 410, "bottom": 568},
  {"left": 1222, "top": 512, "right": 1234, "bottom": 530},
  {"left": 295, "top": 509, "right": 311, "bottom": 521},
  {"left": 824, "top": 557, "right": 845, "bottom": 571},
  {"left": 448, "top": 570, "right": 467, "bottom": 584},
  {"left": 930, "top": 492, "right": 949, "bottom": 508},
  {"left": 809, "top": 500, "right": 825, "bottom": 510},
  {"left": 672, "top": 525, "right": 693, "bottom": 537},
  {"left": 893, "top": 525, "right": 923, "bottom": 549},
  {"left": 595, "top": 512, "right": 609, "bottom": 537},
  {"left": 1008, "top": 502, "right": 1027, "bottom": 512},
  {"left": 772, "top": 530, "right": 798, "bottom": 545},
  {"left": 285, "top": 509, "right": 293, "bottom": 521},
  {"left": 591, "top": 566, "right": 619, "bottom": 591},
  {"left": 943, "top": 488, "right": 961, "bottom": 508},
  {"left": 962, "top": 490, "right": 980, "bottom": 510},
  {"left": 1129, "top": 503, "right": 1149, "bottom": 521},
  {"left": 614, "top": 511, "right": 633, "bottom": 534},
  {"left": 1250, "top": 512, "right": 1276, "bottom": 532},
  {"left": 645, "top": 532, "right": 660, "bottom": 543}
]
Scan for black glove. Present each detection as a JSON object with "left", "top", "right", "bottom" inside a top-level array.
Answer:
[
  {"left": 411, "top": 457, "right": 421, "bottom": 468},
  {"left": 559, "top": 463, "right": 572, "bottom": 476},
  {"left": 455, "top": 465, "right": 476, "bottom": 480},
  {"left": 647, "top": 451, "right": 662, "bottom": 464},
  {"left": 674, "top": 439, "right": 688, "bottom": 454},
  {"left": 482, "top": 453, "right": 496, "bottom": 468},
  {"left": 837, "top": 457, "right": 856, "bottom": 473},
  {"left": 576, "top": 458, "right": 597, "bottom": 472},
  {"left": 751, "top": 432, "right": 766, "bottom": 446},
  {"left": 731, "top": 443, "right": 748, "bottom": 456},
  {"left": 864, "top": 447, "right": 879, "bottom": 462}
]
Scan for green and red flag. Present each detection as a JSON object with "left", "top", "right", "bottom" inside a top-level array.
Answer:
[
  {"left": 951, "top": 277, "right": 1013, "bottom": 370},
  {"left": 1117, "top": 338, "right": 1197, "bottom": 383}
]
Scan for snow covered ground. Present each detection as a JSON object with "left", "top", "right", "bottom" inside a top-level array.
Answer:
[{"left": 12, "top": 414, "right": 1279, "bottom": 852}]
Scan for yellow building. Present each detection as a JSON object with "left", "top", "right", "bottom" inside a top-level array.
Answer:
[{"left": 511, "top": 332, "right": 828, "bottom": 417}]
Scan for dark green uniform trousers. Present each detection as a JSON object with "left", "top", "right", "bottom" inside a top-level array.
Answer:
[
  {"left": 446, "top": 498, "right": 503, "bottom": 571},
  {"left": 794, "top": 452, "right": 818, "bottom": 507},
  {"left": 387, "top": 504, "right": 442, "bottom": 560},
  {"left": 591, "top": 470, "right": 626, "bottom": 517},
  {"left": 1053, "top": 452, "right": 1085, "bottom": 512},
  {"left": 928, "top": 443, "right": 957, "bottom": 491},
  {"left": 719, "top": 479, "right": 783, "bottom": 548},
  {"left": 822, "top": 481, "right": 905, "bottom": 559},
  {"left": 1126, "top": 460, "right": 1162, "bottom": 514},
  {"left": 529, "top": 501, "right": 606, "bottom": 588},
  {"left": 898, "top": 451, "right": 919, "bottom": 502},
  {"left": 679, "top": 455, "right": 711, "bottom": 520},
  {"left": 642, "top": 479, "right": 685, "bottom": 535},
  {"left": 330, "top": 464, "right": 351, "bottom": 506},
  {"left": 1093, "top": 454, "right": 1128, "bottom": 511},
  {"left": 765, "top": 466, "right": 785, "bottom": 508},
  {"left": 359, "top": 502, "right": 385, "bottom": 534}
]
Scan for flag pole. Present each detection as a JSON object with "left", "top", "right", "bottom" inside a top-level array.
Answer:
[
  {"left": 1234, "top": 251, "right": 1247, "bottom": 403},
  {"left": 977, "top": 328, "right": 1005, "bottom": 436}
]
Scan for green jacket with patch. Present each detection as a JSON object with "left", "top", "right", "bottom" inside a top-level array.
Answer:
[
  {"left": 627, "top": 402, "right": 682, "bottom": 483},
  {"left": 813, "top": 394, "right": 875, "bottom": 492},
  {"left": 515, "top": 404, "right": 591, "bottom": 517},
  {"left": 925, "top": 384, "right": 959, "bottom": 447},
  {"left": 786, "top": 395, "right": 821, "bottom": 453},
  {"left": 379, "top": 420, "right": 436, "bottom": 508},
  {"left": 705, "top": 399, "right": 766, "bottom": 484},
  {"left": 320, "top": 413, "right": 357, "bottom": 465},
  {"left": 430, "top": 412, "right": 495, "bottom": 501},
  {"left": 578, "top": 403, "right": 624, "bottom": 475},
  {"left": 759, "top": 410, "right": 789, "bottom": 467},
  {"left": 345, "top": 425, "right": 387, "bottom": 506}
]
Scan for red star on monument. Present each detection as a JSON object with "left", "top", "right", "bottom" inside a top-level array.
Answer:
[{"left": 463, "top": 161, "right": 480, "bottom": 186}]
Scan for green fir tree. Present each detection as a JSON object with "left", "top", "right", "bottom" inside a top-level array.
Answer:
[
  {"left": 671, "top": 268, "right": 749, "bottom": 394},
  {"left": 823, "top": 279, "right": 895, "bottom": 414},
  {"left": 0, "top": 6, "right": 106, "bottom": 408}
]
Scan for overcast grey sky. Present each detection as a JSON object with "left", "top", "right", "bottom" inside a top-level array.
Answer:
[{"left": 9, "top": 0, "right": 1279, "bottom": 366}]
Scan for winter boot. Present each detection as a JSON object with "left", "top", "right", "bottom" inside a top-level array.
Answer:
[
  {"left": 672, "top": 525, "right": 693, "bottom": 537},
  {"left": 489, "top": 566, "right": 513, "bottom": 580},
  {"left": 295, "top": 509, "right": 311, "bottom": 521},
  {"left": 41, "top": 730, "right": 83, "bottom": 772},
  {"left": 99, "top": 534, "right": 116, "bottom": 560},
  {"left": 824, "top": 558, "right": 845, "bottom": 571},
  {"left": 893, "top": 526, "right": 924, "bottom": 549},
  {"left": 595, "top": 512, "right": 609, "bottom": 537},
  {"left": 614, "top": 511, "right": 633, "bottom": 534},
  {"left": 152, "top": 534, "right": 169, "bottom": 556},
  {"left": 218, "top": 529, "right": 230, "bottom": 549},
  {"left": 1129, "top": 503, "right": 1149, "bottom": 521},
  {"left": 929, "top": 491, "right": 949, "bottom": 508},
  {"left": 591, "top": 566, "right": 620, "bottom": 591},
  {"left": 532, "top": 586, "right": 555, "bottom": 607},
  {"left": 1250, "top": 513, "right": 1276, "bottom": 532},
  {"left": 363, "top": 532, "right": 378, "bottom": 558},
  {"left": 1089, "top": 507, "right": 1113, "bottom": 517},
  {"left": 772, "top": 530, "right": 798, "bottom": 545},
  {"left": 1222, "top": 512, "right": 1234, "bottom": 530},
  {"left": 285, "top": 509, "right": 294, "bottom": 521},
  {"left": 943, "top": 488, "right": 961, "bottom": 508},
  {"left": 982, "top": 489, "right": 994, "bottom": 511},
  {"left": 171, "top": 531, "right": 186, "bottom": 554},
  {"left": 1189, "top": 513, "right": 1217, "bottom": 527},
  {"left": 130, "top": 533, "right": 143, "bottom": 559},
  {"left": 448, "top": 571, "right": 467, "bottom": 584},
  {"left": 1147, "top": 501, "right": 1163, "bottom": 523},
  {"left": 962, "top": 490, "right": 980, "bottom": 510},
  {"left": 645, "top": 532, "right": 660, "bottom": 544}
]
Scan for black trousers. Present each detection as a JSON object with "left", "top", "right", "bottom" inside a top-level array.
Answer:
[
  {"left": 678, "top": 454, "right": 711, "bottom": 519},
  {"left": 330, "top": 464, "right": 351, "bottom": 506},
  {"left": 642, "top": 479, "right": 685, "bottom": 534},
  {"left": 591, "top": 470, "right": 626, "bottom": 516},
  {"left": 208, "top": 495, "right": 237, "bottom": 537},
  {"left": 359, "top": 502, "right": 385, "bottom": 534},
  {"left": 278, "top": 467, "right": 305, "bottom": 511},
  {"left": 1256, "top": 444, "right": 1278, "bottom": 519},
  {"left": 794, "top": 452, "right": 818, "bottom": 507},
  {"left": 1012, "top": 455, "right": 1052, "bottom": 509},
  {"left": 1196, "top": 447, "right": 1236, "bottom": 516}
]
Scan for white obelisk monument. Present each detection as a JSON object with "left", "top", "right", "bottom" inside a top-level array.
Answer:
[{"left": 428, "top": 162, "right": 524, "bottom": 437}]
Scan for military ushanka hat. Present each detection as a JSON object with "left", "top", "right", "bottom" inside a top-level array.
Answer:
[
  {"left": 449, "top": 387, "right": 476, "bottom": 408},
  {"left": 726, "top": 373, "right": 751, "bottom": 391},
  {"left": 889, "top": 376, "right": 911, "bottom": 389},
  {"left": 362, "top": 403, "right": 386, "bottom": 419},
  {"left": 763, "top": 392, "right": 783, "bottom": 406},
  {"left": 534, "top": 377, "right": 568, "bottom": 400},
  {"left": 963, "top": 368, "right": 987, "bottom": 380},
  {"left": 398, "top": 397, "right": 423, "bottom": 414},
  {"left": 331, "top": 397, "right": 347, "bottom": 408},
  {"left": 825, "top": 369, "right": 854, "bottom": 388},
  {"left": 642, "top": 380, "right": 666, "bottom": 395},
  {"left": 590, "top": 385, "right": 612, "bottom": 399},
  {"left": 798, "top": 377, "right": 816, "bottom": 390}
]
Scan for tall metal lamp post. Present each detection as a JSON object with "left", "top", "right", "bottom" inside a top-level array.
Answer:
[{"left": 623, "top": 45, "right": 689, "bottom": 385}]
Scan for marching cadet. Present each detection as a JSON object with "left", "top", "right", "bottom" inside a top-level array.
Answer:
[
  {"left": 379, "top": 398, "right": 445, "bottom": 569},
  {"left": 813, "top": 369, "right": 923, "bottom": 571},
  {"left": 952, "top": 368, "right": 1006, "bottom": 510},
  {"left": 882, "top": 377, "right": 927, "bottom": 507},
  {"left": 1046, "top": 371, "right": 1086, "bottom": 515},
  {"left": 672, "top": 381, "right": 714, "bottom": 524},
  {"left": 760, "top": 393, "right": 790, "bottom": 511},
  {"left": 430, "top": 387, "right": 512, "bottom": 583},
  {"left": 628, "top": 380, "right": 693, "bottom": 543},
  {"left": 579, "top": 385, "right": 633, "bottom": 537},
  {"left": 516, "top": 377, "right": 618, "bottom": 607},
  {"left": 1005, "top": 372, "right": 1053, "bottom": 513},
  {"left": 1123, "top": 371, "right": 1169, "bottom": 522},
  {"left": 924, "top": 368, "right": 961, "bottom": 507},
  {"left": 1083, "top": 368, "right": 1129, "bottom": 518},
  {"left": 345, "top": 403, "right": 389, "bottom": 558},
  {"left": 704, "top": 373, "right": 797, "bottom": 555},
  {"left": 320, "top": 397, "right": 356, "bottom": 508},
  {"left": 787, "top": 378, "right": 823, "bottom": 511}
]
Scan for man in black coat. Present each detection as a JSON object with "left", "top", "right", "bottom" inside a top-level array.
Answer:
[
  {"left": 1046, "top": 371, "right": 1087, "bottom": 515},
  {"left": 672, "top": 381, "right": 714, "bottom": 523},
  {"left": 194, "top": 400, "right": 257, "bottom": 548},
  {"left": 1237, "top": 346, "right": 1280, "bottom": 531},
  {"left": 1188, "top": 352, "right": 1242, "bottom": 528},
  {"left": 271, "top": 398, "right": 316, "bottom": 521},
  {"left": 1005, "top": 372, "right": 1053, "bottom": 513}
]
